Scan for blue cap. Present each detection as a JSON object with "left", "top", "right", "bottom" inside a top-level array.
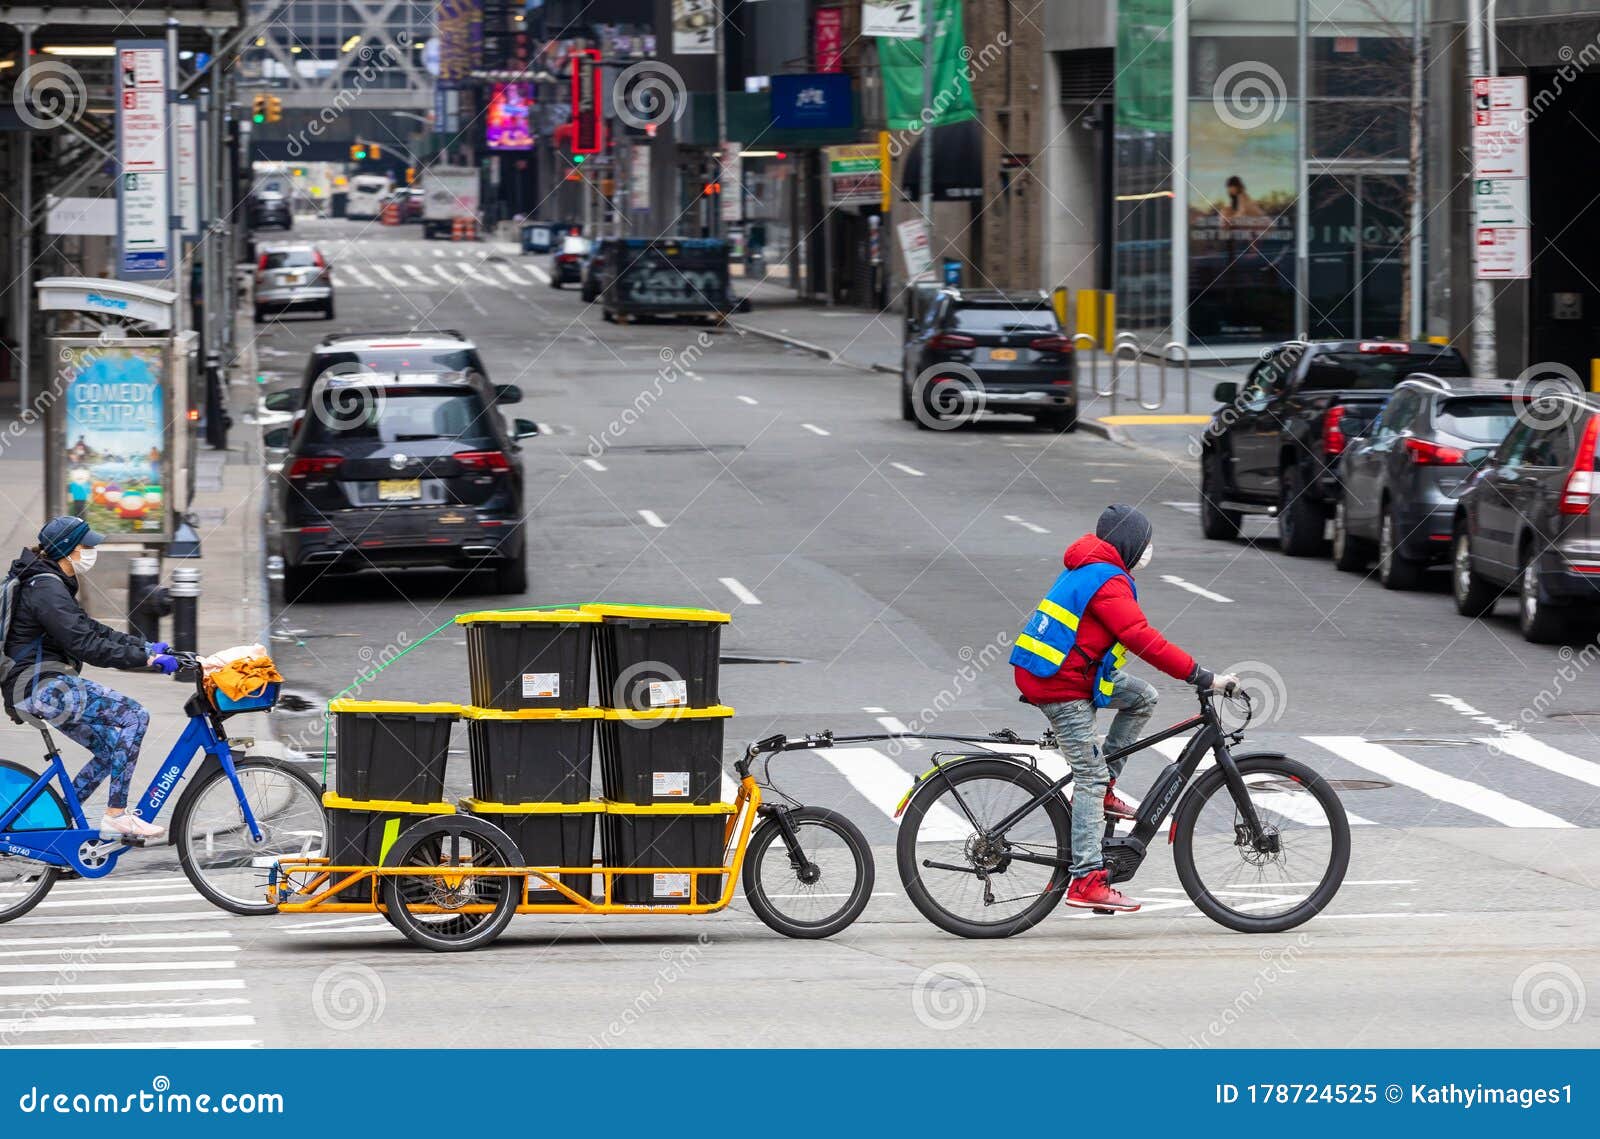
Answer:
[{"left": 38, "top": 516, "right": 105, "bottom": 560}]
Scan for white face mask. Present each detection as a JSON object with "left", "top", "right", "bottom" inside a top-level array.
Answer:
[
  {"left": 1136, "top": 543, "right": 1153, "bottom": 570},
  {"left": 71, "top": 547, "right": 98, "bottom": 574}
]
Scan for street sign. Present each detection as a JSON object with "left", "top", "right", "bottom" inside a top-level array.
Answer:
[
  {"left": 720, "top": 142, "right": 742, "bottom": 223},
  {"left": 823, "top": 143, "right": 884, "bottom": 207},
  {"left": 896, "top": 217, "right": 931, "bottom": 279},
  {"left": 571, "top": 48, "right": 602, "bottom": 153},
  {"left": 672, "top": 0, "right": 716, "bottom": 55},
  {"left": 864, "top": 0, "right": 922, "bottom": 38},
  {"left": 115, "top": 40, "right": 172, "bottom": 280},
  {"left": 176, "top": 103, "right": 200, "bottom": 236},
  {"left": 1473, "top": 178, "right": 1529, "bottom": 228},
  {"left": 630, "top": 147, "right": 651, "bottom": 213},
  {"left": 1471, "top": 76, "right": 1529, "bottom": 280}
]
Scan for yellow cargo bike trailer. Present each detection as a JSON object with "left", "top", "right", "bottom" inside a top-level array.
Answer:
[{"left": 269, "top": 744, "right": 874, "bottom": 951}]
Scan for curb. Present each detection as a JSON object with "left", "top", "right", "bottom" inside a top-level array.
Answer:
[{"left": 726, "top": 319, "right": 893, "bottom": 376}]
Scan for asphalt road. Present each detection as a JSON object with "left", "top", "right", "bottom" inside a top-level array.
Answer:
[{"left": 18, "top": 220, "right": 1596, "bottom": 1049}]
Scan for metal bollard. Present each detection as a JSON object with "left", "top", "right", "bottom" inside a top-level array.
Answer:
[
  {"left": 127, "top": 556, "right": 163, "bottom": 642},
  {"left": 169, "top": 566, "right": 201, "bottom": 659}
]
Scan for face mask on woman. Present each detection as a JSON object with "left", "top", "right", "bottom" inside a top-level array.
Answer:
[
  {"left": 71, "top": 547, "right": 98, "bottom": 574},
  {"left": 1136, "top": 543, "right": 1153, "bottom": 570}
]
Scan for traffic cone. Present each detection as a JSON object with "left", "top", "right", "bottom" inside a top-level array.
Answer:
[{"left": 380, "top": 201, "right": 399, "bottom": 226}]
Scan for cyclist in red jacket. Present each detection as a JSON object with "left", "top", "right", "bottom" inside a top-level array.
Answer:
[{"left": 1015, "top": 504, "right": 1235, "bottom": 913}]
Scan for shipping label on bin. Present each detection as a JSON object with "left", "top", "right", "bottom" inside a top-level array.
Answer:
[
  {"left": 652, "top": 771, "right": 691, "bottom": 798},
  {"left": 654, "top": 873, "right": 691, "bottom": 899},
  {"left": 521, "top": 672, "right": 560, "bottom": 699},
  {"left": 647, "top": 679, "right": 687, "bottom": 707}
]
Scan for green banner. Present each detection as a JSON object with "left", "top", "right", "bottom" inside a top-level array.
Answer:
[
  {"left": 1115, "top": 0, "right": 1173, "bottom": 134},
  {"left": 880, "top": 0, "right": 977, "bottom": 132}
]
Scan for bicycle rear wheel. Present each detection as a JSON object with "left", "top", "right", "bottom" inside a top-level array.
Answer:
[
  {"left": 1171, "top": 754, "right": 1351, "bottom": 933},
  {"left": 0, "top": 759, "right": 68, "bottom": 922},
  {"left": 897, "top": 759, "right": 1070, "bottom": 939},
  {"left": 379, "top": 816, "right": 522, "bottom": 952},
  {"left": 174, "top": 758, "right": 326, "bottom": 915},
  {"left": 743, "top": 806, "right": 875, "bottom": 939}
]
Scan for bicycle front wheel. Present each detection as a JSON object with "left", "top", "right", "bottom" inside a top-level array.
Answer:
[
  {"left": 1171, "top": 754, "right": 1351, "bottom": 933},
  {"left": 897, "top": 759, "right": 1070, "bottom": 939},
  {"left": 743, "top": 806, "right": 875, "bottom": 939},
  {"left": 174, "top": 758, "right": 326, "bottom": 915}
]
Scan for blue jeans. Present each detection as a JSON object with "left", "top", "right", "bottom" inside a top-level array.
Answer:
[
  {"left": 1036, "top": 671, "right": 1159, "bottom": 878},
  {"left": 20, "top": 674, "right": 150, "bottom": 810}
]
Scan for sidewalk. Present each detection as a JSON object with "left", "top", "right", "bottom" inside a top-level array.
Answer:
[{"left": 725, "top": 297, "right": 1252, "bottom": 463}]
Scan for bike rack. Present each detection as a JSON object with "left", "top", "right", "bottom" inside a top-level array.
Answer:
[
  {"left": 1111, "top": 334, "right": 1141, "bottom": 416},
  {"left": 1161, "top": 340, "right": 1192, "bottom": 414},
  {"left": 1073, "top": 332, "right": 1100, "bottom": 400}
]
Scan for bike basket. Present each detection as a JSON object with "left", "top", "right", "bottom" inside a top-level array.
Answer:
[{"left": 211, "top": 682, "right": 280, "bottom": 714}]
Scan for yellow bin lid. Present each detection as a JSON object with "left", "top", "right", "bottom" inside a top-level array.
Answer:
[
  {"left": 580, "top": 603, "right": 730, "bottom": 624},
  {"left": 461, "top": 706, "right": 604, "bottom": 721},
  {"left": 322, "top": 791, "right": 458, "bottom": 814},
  {"left": 454, "top": 608, "right": 601, "bottom": 625},
  {"left": 601, "top": 704, "right": 735, "bottom": 721},
  {"left": 328, "top": 699, "right": 464, "bottom": 716}
]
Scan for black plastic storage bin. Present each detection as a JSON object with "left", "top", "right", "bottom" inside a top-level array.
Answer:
[
  {"left": 322, "top": 794, "right": 457, "bottom": 903},
  {"left": 596, "top": 706, "right": 733, "bottom": 806},
  {"left": 457, "top": 609, "right": 600, "bottom": 712},
  {"left": 601, "top": 806, "right": 732, "bottom": 906},
  {"left": 463, "top": 706, "right": 600, "bottom": 805},
  {"left": 331, "top": 700, "right": 462, "bottom": 803},
  {"left": 463, "top": 801, "right": 599, "bottom": 904},
  {"left": 584, "top": 604, "right": 728, "bottom": 711}
]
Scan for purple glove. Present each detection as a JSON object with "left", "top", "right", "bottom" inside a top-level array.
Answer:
[
  {"left": 149, "top": 653, "right": 180, "bottom": 674},
  {"left": 146, "top": 641, "right": 171, "bottom": 655}
]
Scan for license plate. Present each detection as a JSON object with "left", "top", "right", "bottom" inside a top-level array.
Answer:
[
  {"left": 989, "top": 348, "right": 1018, "bottom": 362},
  {"left": 285, "top": 272, "right": 304, "bottom": 285},
  {"left": 377, "top": 478, "right": 421, "bottom": 501}
]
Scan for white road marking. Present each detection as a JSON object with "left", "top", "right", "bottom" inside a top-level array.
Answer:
[
  {"left": 525, "top": 263, "right": 552, "bottom": 285},
  {"left": 1163, "top": 500, "right": 1202, "bottom": 516},
  {"left": 0, "top": 960, "right": 235, "bottom": 975},
  {"left": 432, "top": 262, "right": 464, "bottom": 284},
  {"left": 0, "top": 979, "right": 244, "bottom": 998},
  {"left": 1091, "top": 478, "right": 1117, "bottom": 484},
  {"left": 801, "top": 423, "right": 831, "bottom": 436},
  {"left": 638, "top": 509, "right": 668, "bottom": 529},
  {"left": 719, "top": 577, "right": 762, "bottom": 605},
  {"left": 10, "top": 911, "right": 232, "bottom": 927},
  {"left": 0, "top": 930, "right": 232, "bottom": 948},
  {"left": 372, "top": 264, "right": 409, "bottom": 289},
  {"left": 431, "top": 247, "right": 444, "bottom": 258},
  {"left": 1306, "top": 737, "right": 1573, "bottom": 828},
  {"left": 874, "top": 715, "right": 919, "bottom": 749},
  {"left": 890, "top": 462, "right": 925, "bottom": 477},
  {"left": 0, "top": 1013, "right": 255, "bottom": 1035},
  {"left": 401, "top": 263, "right": 440, "bottom": 287},
  {"left": 737, "top": 395, "right": 758, "bottom": 405},
  {"left": 1159, "top": 575, "right": 1234, "bottom": 603},
  {"left": 1150, "top": 738, "right": 1373, "bottom": 826},
  {"left": 862, "top": 706, "right": 887, "bottom": 714},
  {"left": 815, "top": 747, "right": 968, "bottom": 839},
  {"left": 0, "top": 945, "right": 239, "bottom": 959},
  {"left": 37, "top": 893, "right": 209, "bottom": 910},
  {"left": 24, "top": 1039, "right": 261, "bottom": 1049},
  {"left": 495, "top": 264, "right": 531, "bottom": 286},
  {"left": 1003, "top": 515, "right": 1050, "bottom": 534},
  {"left": 582, "top": 458, "right": 607, "bottom": 472},
  {"left": 1431, "top": 694, "right": 1519, "bottom": 735},
  {"left": 1482, "top": 735, "right": 1600, "bottom": 789},
  {"left": 462, "top": 265, "right": 504, "bottom": 288},
  {"left": 337, "top": 266, "right": 375, "bottom": 287}
]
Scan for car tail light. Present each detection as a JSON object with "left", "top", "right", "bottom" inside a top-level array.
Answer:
[
  {"left": 1559, "top": 414, "right": 1600, "bottom": 514},
  {"left": 256, "top": 253, "right": 268, "bottom": 273},
  {"left": 1323, "top": 405, "right": 1349, "bottom": 455},
  {"left": 1402, "top": 437, "right": 1465, "bottom": 465},
  {"left": 1357, "top": 340, "right": 1407, "bottom": 354},
  {"left": 286, "top": 456, "right": 343, "bottom": 479},
  {"left": 313, "top": 249, "right": 326, "bottom": 268},
  {"left": 928, "top": 333, "right": 977, "bottom": 351},
  {"left": 557, "top": 253, "right": 577, "bottom": 264},
  {"left": 1029, "top": 336, "right": 1075, "bottom": 354},
  {"left": 454, "top": 451, "right": 512, "bottom": 473}
]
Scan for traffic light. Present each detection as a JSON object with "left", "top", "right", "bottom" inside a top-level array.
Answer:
[
  {"left": 251, "top": 95, "right": 266, "bottom": 124},
  {"left": 571, "top": 153, "right": 585, "bottom": 165},
  {"left": 266, "top": 95, "right": 282, "bottom": 123},
  {"left": 702, "top": 181, "right": 722, "bottom": 197},
  {"left": 368, "top": 143, "right": 381, "bottom": 160},
  {"left": 350, "top": 143, "right": 367, "bottom": 161}
]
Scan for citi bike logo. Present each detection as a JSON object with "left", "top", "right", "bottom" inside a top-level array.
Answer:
[{"left": 146, "top": 764, "right": 183, "bottom": 810}]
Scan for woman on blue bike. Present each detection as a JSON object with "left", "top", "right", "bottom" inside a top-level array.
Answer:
[{"left": 3, "top": 517, "right": 179, "bottom": 840}]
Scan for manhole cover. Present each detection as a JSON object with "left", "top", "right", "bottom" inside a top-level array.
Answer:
[
  {"left": 1367, "top": 738, "right": 1471, "bottom": 747},
  {"left": 1257, "top": 778, "right": 1392, "bottom": 793},
  {"left": 720, "top": 655, "right": 808, "bottom": 665},
  {"left": 1546, "top": 711, "right": 1600, "bottom": 722}
]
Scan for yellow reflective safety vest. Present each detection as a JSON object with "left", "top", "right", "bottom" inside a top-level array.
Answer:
[{"left": 1010, "top": 562, "right": 1132, "bottom": 708}]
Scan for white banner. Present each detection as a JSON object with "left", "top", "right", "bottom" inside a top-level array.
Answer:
[
  {"left": 864, "top": 0, "right": 923, "bottom": 39},
  {"left": 176, "top": 103, "right": 200, "bottom": 235},
  {"left": 630, "top": 146, "right": 652, "bottom": 212},
  {"left": 896, "top": 217, "right": 932, "bottom": 279},
  {"left": 116, "top": 41, "right": 172, "bottom": 279},
  {"left": 672, "top": 0, "right": 716, "bottom": 55},
  {"left": 719, "top": 142, "right": 742, "bottom": 223}
]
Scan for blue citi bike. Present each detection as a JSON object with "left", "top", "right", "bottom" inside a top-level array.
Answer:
[{"left": 0, "top": 652, "right": 326, "bottom": 920}]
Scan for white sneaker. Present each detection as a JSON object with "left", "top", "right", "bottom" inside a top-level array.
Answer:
[{"left": 100, "top": 813, "right": 165, "bottom": 840}]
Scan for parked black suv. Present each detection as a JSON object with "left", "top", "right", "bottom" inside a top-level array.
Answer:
[
  {"left": 1451, "top": 391, "right": 1600, "bottom": 642},
  {"left": 1199, "top": 339, "right": 1470, "bottom": 555},
  {"left": 276, "top": 372, "right": 538, "bottom": 598},
  {"left": 1334, "top": 377, "right": 1520, "bottom": 588},
  {"left": 901, "top": 289, "right": 1077, "bottom": 431}
]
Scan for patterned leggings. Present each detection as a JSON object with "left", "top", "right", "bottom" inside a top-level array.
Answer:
[{"left": 20, "top": 674, "right": 151, "bottom": 810}]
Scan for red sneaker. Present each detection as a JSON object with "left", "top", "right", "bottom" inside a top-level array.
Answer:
[
  {"left": 1063, "top": 869, "right": 1141, "bottom": 912},
  {"left": 1103, "top": 780, "right": 1136, "bottom": 821}
]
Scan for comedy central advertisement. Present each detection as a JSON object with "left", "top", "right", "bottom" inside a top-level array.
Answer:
[
  {"left": 1187, "top": 103, "right": 1297, "bottom": 344},
  {"left": 50, "top": 341, "right": 172, "bottom": 539}
]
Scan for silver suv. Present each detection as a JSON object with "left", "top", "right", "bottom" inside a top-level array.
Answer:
[{"left": 254, "top": 243, "right": 334, "bottom": 322}]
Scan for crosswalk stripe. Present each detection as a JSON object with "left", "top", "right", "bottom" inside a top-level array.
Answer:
[
  {"left": 0, "top": 960, "right": 235, "bottom": 974},
  {"left": 337, "top": 265, "right": 375, "bottom": 287},
  {"left": 432, "top": 263, "right": 464, "bottom": 285},
  {"left": 814, "top": 747, "right": 968, "bottom": 839},
  {"left": 525, "top": 262, "right": 552, "bottom": 285},
  {"left": 37, "top": 892, "right": 206, "bottom": 910},
  {"left": 24, "top": 1039, "right": 261, "bottom": 1049},
  {"left": 402, "top": 263, "right": 441, "bottom": 287},
  {"left": 1306, "top": 736, "right": 1573, "bottom": 828},
  {"left": 1482, "top": 735, "right": 1600, "bottom": 788},
  {"left": 0, "top": 945, "right": 238, "bottom": 959},
  {"left": 494, "top": 263, "right": 531, "bottom": 286},
  {"left": 372, "top": 264, "right": 409, "bottom": 289},
  {"left": 13, "top": 911, "right": 232, "bottom": 927},
  {"left": 0, "top": 930, "right": 232, "bottom": 948},
  {"left": 0, "top": 1013, "right": 255, "bottom": 1034},
  {"left": 461, "top": 265, "right": 504, "bottom": 288},
  {"left": 0, "top": 979, "right": 244, "bottom": 997},
  {"left": 1151, "top": 739, "right": 1373, "bottom": 826}
]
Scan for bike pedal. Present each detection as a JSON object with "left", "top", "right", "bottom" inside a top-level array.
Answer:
[
  {"left": 115, "top": 836, "right": 147, "bottom": 848},
  {"left": 1091, "top": 907, "right": 1117, "bottom": 915}
]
